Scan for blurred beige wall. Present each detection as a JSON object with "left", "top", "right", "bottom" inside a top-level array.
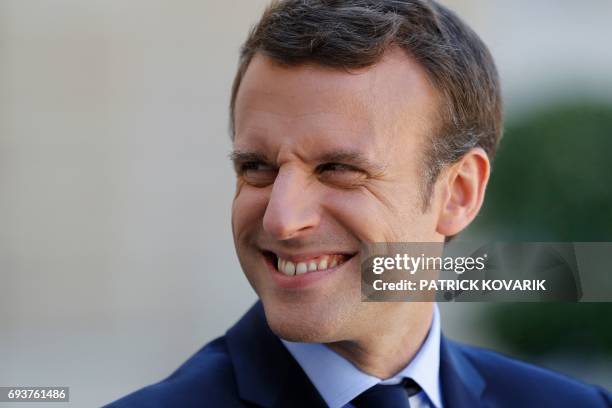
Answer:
[{"left": 1, "top": 1, "right": 612, "bottom": 406}]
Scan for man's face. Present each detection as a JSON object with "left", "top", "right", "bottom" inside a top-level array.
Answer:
[{"left": 231, "top": 49, "right": 444, "bottom": 343}]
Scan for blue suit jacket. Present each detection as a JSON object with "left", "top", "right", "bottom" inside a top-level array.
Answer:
[{"left": 107, "top": 302, "right": 611, "bottom": 407}]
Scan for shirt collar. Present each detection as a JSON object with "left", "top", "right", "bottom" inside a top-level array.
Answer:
[{"left": 281, "top": 304, "right": 442, "bottom": 408}]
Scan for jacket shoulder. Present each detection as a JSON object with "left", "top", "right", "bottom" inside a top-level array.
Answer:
[
  {"left": 105, "top": 336, "right": 245, "bottom": 407},
  {"left": 449, "top": 340, "right": 611, "bottom": 407}
]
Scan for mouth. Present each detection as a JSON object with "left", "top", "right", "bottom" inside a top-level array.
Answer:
[{"left": 261, "top": 250, "right": 356, "bottom": 277}]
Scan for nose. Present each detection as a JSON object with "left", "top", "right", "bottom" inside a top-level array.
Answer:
[{"left": 262, "top": 167, "right": 320, "bottom": 241}]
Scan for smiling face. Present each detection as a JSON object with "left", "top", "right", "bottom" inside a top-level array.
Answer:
[{"left": 231, "top": 49, "right": 445, "bottom": 343}]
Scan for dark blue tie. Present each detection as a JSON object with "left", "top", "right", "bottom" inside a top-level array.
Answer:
[{"left": 351, "top": 378, "right": 421, "bottom": 408}]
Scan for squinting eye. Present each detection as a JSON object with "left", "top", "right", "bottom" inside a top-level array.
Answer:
[
  {"left": 317, "top": 163, "right": 355, "bottom": 173},
  {"left": 239, "top": 161, "right": 277, "bottom": 187},
  {"left": 240, "top": 161, "right": 271, "bottom": 172},
  {"left": 316, "top": 162, "right": 366, "bottom": 187}
]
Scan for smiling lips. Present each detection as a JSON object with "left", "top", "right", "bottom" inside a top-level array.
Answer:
[{"left": 275, "top": 254, "right": 350, "bottom": 276}]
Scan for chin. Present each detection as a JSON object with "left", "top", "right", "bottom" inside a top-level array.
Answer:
[{"left": 261, "top": 299, "right": 348, "bottom": 343}]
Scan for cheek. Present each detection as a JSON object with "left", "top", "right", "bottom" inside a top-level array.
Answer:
[
  {"left": 324, "top": 191, "right": 393, "bottom": 242},
  {"left": 324, "top": 185, "right": 426, "bottom": 242},
  {"left": 231, "top": 185, "right": 270, "bottom": 240}
]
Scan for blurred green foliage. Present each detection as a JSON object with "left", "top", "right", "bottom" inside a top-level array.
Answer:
[
  {"left": 478, "top": 102, "right": 612, "bottom": 240},
  {"left": 484, "top": 303, "right": 612, "bottom": 356},
  {"left": 472, "top": 102, "right": 612, "bottom": 357}
]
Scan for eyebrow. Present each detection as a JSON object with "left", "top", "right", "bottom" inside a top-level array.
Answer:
[
  {"left": 228, "top": 148, "right": 386, "bottom": 175},
  {"left": 228, "top": 150, "right": 270, "bottom": 164}
]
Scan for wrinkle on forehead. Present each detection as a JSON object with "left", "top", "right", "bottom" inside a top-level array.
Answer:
[{"left": 233, "top": 49, "right": 439, "bottom": 164}]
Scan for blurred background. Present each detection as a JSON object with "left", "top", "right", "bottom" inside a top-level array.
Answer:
[{"left": 1, "top": 0, "right": 611, "bottom": 406}]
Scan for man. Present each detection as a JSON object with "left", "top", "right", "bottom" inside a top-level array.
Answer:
[{"left": 108, "top": 1, "right": 611, "bottom": 407}]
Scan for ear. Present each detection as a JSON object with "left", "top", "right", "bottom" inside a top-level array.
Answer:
[{"left": 436, "top": 148, "right": 490, "bottom": 237}]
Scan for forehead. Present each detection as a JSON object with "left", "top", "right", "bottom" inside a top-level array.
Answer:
[{"left": 233, "top": 49, "right": 439, "bottom": 158}]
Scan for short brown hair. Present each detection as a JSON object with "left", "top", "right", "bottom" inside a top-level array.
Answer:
[{"left": 230, "top": 0, "right": 502, "bottom": 206}]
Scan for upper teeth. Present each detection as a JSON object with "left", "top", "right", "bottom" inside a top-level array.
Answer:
[{"left": 277, "top": 255, "right": 346, "bottom": 276}]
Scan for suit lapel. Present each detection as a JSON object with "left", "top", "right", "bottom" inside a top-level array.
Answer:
[
  {"left": 439, "top": 336, "right": 486, "bottom": 408},
  {"left": 225, "top": 302, "right": 327, "bottom": 408},
  {"left": 227, "top": 302, "right": 487, "bottom": 408}
]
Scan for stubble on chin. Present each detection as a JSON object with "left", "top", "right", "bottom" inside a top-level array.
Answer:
[{"left": 261, "top": 296, "right": 360, "bottom": 344}]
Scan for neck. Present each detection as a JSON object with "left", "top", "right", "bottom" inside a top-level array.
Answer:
[{"left": 326, "top": 303, "right": 434, "bottom": 379}]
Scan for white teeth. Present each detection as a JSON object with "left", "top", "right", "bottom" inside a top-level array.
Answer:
[
  {"left": 276, "top": 254, "right": 348, "bottom": 276},
  {"left": 296, "top": 262, "right": 308, "bottom": 275},
  {"left": 284, "top": 261, "right": 296, "bottom": 276}
]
